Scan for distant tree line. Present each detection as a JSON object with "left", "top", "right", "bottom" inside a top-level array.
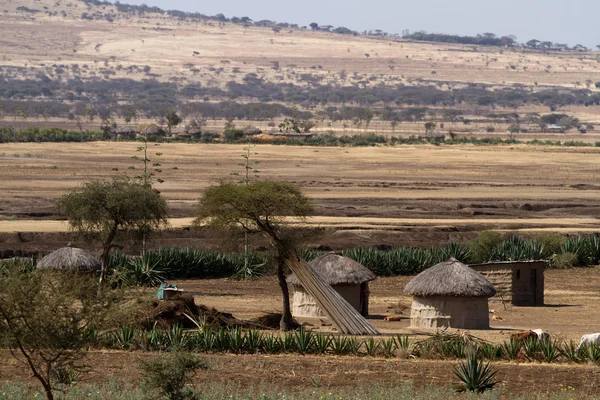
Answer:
[
  {"left": 403, "top": 31, "right": 592, "bottom": 51},
  {"left": 77, "top": 0, "right": 595, "bottom": 50}
]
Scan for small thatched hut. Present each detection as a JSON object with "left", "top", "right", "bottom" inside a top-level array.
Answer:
[
  {"left": 37, "top": 245, "right": 101, "bottom": 272},
  {"left": 287, "top": 253, "right": 376, "bottom": 317},
  {"left": 404, "top": 258, "right": 496, "bottom": 329}
]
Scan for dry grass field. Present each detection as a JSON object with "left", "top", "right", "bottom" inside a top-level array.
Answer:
[{"left": 2, "top": 141, "right": 600, "bottom": 251}]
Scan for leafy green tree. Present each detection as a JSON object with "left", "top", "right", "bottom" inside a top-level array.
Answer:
[
  {"left": 195, "top": 181, "right": 313, "bottom": 330},
  {"left": 424, "top": 121, "right": 437, "bottom": 134},
  {"left": 56, "top": 177, "right": 168, "bottom": 284},
  {"left": 165, "top": 110, "right": 182, "bottom": 133},
  {"left": 0, "top": 265, "right": 119, "bottom": 400}
]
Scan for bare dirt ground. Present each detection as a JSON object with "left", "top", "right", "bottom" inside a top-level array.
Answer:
[
  {"left": 3, "top": 350, "right": 600, "bottom": 398},
  {"left": 174, "top": 268, "right": 600, "bottom": 344}
]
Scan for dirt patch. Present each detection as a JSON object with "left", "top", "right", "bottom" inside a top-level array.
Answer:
[
  {"left": 2, "top": 350, "right": 600, "bottom": 398},
  {"left": 139, "top": 295, "right": 269, "bottom": 330}
]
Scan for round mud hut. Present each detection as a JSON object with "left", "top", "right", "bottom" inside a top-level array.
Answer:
[
  {"left": 404, "top": 258, "right": 496, "bottom": 329},
  {"left": 287, "top": 253, "right": 376, "bottom": 318},
  {"left": 37, "top": 244, "right": 101, "bottom": 272}
]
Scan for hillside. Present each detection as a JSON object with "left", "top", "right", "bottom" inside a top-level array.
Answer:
[{"left": 2, "top": 0, "right": 600, "bottom": 134}]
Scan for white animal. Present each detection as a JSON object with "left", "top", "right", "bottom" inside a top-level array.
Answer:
[
  {"left": 578, "top": 333, "right": 600, "bottom": 349},
  {"left": 532, "top": 329, "right": 549, "bottom": 341}
]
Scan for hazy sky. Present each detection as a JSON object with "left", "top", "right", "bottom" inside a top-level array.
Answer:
[{"left": 121, "top": 0, "right": 599, "bottom": 48}]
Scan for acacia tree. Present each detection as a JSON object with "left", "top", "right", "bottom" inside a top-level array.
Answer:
[
  {"left": 56, "top": 176, "right": 168, "bottom": 284},
  {"left": 195, "top": 181, "right": 313, "bottom": 330},
  {"left": 0, "top": 264, "right": 118, "bottom": 400}
]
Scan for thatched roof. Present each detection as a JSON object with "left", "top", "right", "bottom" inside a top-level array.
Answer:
[
  {"left": 37, "top": 245, "right": 101, "bottom": 271},
  {"left": 243, "top": 126, "right": 262, "bottom": 135},
  {"left": 113, "top": 125, "right": 136, "bottom": 134},
  {"left": 171, "top": 127, "right": 188, "bottom": 135},
  {"left": 404, "top": 258, "right": 496, "bottom": 297},
  {"left": 287, "top": 253, "right": 376, "bottom": 286},
  {"left": 139, "top": 124, "right": 163, "bottom": 135}
]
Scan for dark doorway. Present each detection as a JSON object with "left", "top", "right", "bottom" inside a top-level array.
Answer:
[
  {"left": 530, "top": 269, "right": 537, "bottom": 305},
  {"left": 360, "top": 283, "right": 369, "bottom": 316}
]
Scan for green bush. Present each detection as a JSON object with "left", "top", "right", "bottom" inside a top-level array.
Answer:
[
  {"left": 469, "top": 231, "right": 504, "bottom": 263},
  {"left": 223, "top": 129, "right": 244, "bottom": 142},
  {"left": 140, "top": 352, "right": 206, "bottom": 400},
  {"left": 532, "top": 232, "right": 566, "bottom": 255},
  {"left": 548, "top": 252, "right": 578, "bottom": 269}
]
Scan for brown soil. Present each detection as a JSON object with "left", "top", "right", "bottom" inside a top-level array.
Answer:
[
  {"left": 169, "top": 267, "right": 600, "bottom": 344},
  {"left": 2, "top": 350, "right": 599, "bottom": 398}
]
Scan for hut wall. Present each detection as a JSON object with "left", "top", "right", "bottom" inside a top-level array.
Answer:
[
  {"left": 471, "top": 261, "right": 545, "bottom": 306},
  {"left": 410, "top": 296, "right": 490, "bottom": 329},
  {"left": 292, "top": 284, "right": 362, "bottom": 318},
  {"left": 469, "top": 264, "right": 513, "bottom": 304}
]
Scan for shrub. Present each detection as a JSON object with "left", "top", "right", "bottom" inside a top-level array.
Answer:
[
  {"left": 140, "top": 352, "right": 206, "bottom": 400},
  {"left": 469, "top": 231, "right": 504, "bottom": 263},
  {"left": 223, "top": 129, "right": 244, "bottom": 142},
  {"left": 548, "top": 252, "right": 578, "bottom": 269},
  {"left": 532, "top": 232, "right": 566, "bottom": 255}
]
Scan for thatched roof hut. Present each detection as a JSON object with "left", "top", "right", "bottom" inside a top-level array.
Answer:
[
  {"left": 287, "top": 253, "right": 376, "bottom": 317},
  {"left": 404, "top": 258, "right": 495, "bottom": 329},
  {"left": 171, "top": 127, "right": 188, "bottom": 136},
  {"left": 243, "top": 126, "right": 263, "bottom": 136},
  {"left": 37, "top": 245, "right": 101, "bottom": 272}
]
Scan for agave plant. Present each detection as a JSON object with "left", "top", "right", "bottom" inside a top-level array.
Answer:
[
  {"left": 541, "top": 339, "right": 561, "bottom": 363},
  {"left": 500, "top": 339, "right": 522, "bottom": 361},
  {"left": 380, "top": 337, "right": 397, "bottom": 358},
  {"left": 561, "top": 341, "right": 586, "bottom": 363},
  {"left": 560, "top": 236, "right": 594, "bottom": 267},
  {"left": 453, "top": 353, "right": 499, "bottom": 393},
  {"left": 118, "top": 254, "right": 165, "bottom": 287},
  {"left": 363, "top": 337, "right": 380, "bottom": 357},
  {"left": 112, "top": 325, "right": 137, "bottom": 350},
  {"left": 491, "top": 235, "right": 548, "bottom": 262},
  {"left": 294, "top": 328, "right": 315, "bottom": 354},
  {"left": 330, "top": 336, "right": 350, "bottom": 355},
  {"left": 314, "top": 334, "right": 333, "bottom": 354}
]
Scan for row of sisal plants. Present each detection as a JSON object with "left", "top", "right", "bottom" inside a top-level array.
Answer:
[
  {"left": 100, "top": 325, "right": 600, "bottom": 365},
  {"left": 107, "top": 234, "right": 600, "bottom": 285}
]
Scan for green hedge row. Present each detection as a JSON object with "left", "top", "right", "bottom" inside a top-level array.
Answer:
[{"left": 107, "top": 234, "right": 600, "bottom": 283}]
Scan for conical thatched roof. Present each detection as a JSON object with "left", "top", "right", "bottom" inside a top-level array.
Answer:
[
  {"left": 287, "top": 253, "right": 376, "bottom": 286},
  {"left": 404, "top": 258, "right": 496, "bottom": 297},
  {"left": 37, "top": 245, "right": 100, "bottom": 271}
]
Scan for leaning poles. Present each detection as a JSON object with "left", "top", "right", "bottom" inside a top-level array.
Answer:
[{"left": 281, "top": 249, "right": 380, "bottom": 336}]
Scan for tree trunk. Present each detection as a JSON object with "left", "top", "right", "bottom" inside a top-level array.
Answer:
[
  {"left": 276, "top": 255, "right": 293, "bottom": 331},
  {"left": 99, "top": 222, "right": 119, "bottom": 286}
]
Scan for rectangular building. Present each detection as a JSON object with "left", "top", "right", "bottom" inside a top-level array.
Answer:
[{"left": 470, "top": 261, "right": 546, "bottom": 306}]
